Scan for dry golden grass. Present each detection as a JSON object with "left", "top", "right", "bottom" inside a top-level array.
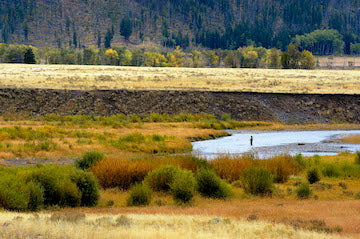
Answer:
[
  {"left": 0, "top": 120, "right": 228, "bottom": 159},
  {"left": 0, "top": 212, "right": 341, "bottom": 239},
  {"left": 340, "top": 135, "right": 360, "bottom": 144},
  {"left": 0, "top": 64, "right": 360, "bottom": 94}
]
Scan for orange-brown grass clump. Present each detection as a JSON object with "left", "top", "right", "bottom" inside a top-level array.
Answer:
[
  {"left": 91, "top": 159, "right": 157, "bottom": 190},
  {"left": 340, "top": 135, "right": 360, "bottom": 144},
  {"left": 91, "top": 155, "right": 209, "bottom": 190},
  {"left": 262, "top": 154, "right": 301, "bottom": 183},
  {"left": 210, "top": 154, "right": 301, "bottom": 183},
  {"left": 209, "top": 154, "right": 260, "bottom": 182},
  {"left": 157, "top": 155, "right": 209, "bottom": 173}
]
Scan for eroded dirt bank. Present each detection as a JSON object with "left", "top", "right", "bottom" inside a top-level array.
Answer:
[{"left": 0, "top": 88, "right": 359, "bottom": 123}]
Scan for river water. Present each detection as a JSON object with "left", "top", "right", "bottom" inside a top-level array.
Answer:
[{"left": 192, "top": 130, "right": 360, "bottom": 159}]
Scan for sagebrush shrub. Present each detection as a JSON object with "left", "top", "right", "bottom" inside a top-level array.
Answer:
[
  {"left": 296, "top": 183, "right": 312, "bottom": 199},
  {"left": 240, "top": 167, "right": 273, "bottom": 196},
  {"left": 0, "top": 173, "right": 43, "bottom": 211},
  {"left": 307, "top": 167, "right": 320, "bottom": 184},
  {"left": 170, "top": 169, "right": 196, "bottom": 204},
  {"left": 0, "top": 166, "right": 100, "bottom": 210},
  {"left": 144, "top": 166, "right": 181, "bottom": 192},
  {"left": 59, "top": 181, "right": 82, "bottom": 207},
  {"left": 126, "top": 183, "right": 152, "bottom": 206},
  {"left": 196, "top": 168, "right": 232, "bottom": 198},
  {"left": 70, "top": 170, "right": 100, "bottom": 207},
  {"left": 75, "top": 151, "right": 104, "bottom": 170},
  {"left": 29, "top": 167, "right": 83, "bottom": 207}
]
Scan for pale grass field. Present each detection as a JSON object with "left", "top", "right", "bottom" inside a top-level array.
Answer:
[
  {"left": 0, "top": 64, "right": 360, "bottom": 94},
  {"left": 0, "top": 212, "right": 341, "bottom": 239}
]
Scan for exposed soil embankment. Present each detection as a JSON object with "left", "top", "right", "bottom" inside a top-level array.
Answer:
[{"left": 0, "top": 88, "right": 359, "bottom": 123}]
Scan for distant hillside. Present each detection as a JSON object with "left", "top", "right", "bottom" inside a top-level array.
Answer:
[{"left": 1, "top": 0, "right": 359, "bottom": 50}]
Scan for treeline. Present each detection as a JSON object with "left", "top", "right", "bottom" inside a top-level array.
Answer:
[
  {"left": 1, "top": 0, "right": 359, "bottom": 52},
  {"left": 0, "top": 43, "right": 317, "bottom": 69}
]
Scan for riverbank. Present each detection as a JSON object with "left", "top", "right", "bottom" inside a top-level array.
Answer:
[{"left": 1, "top": 88, "right": 360, "bottom": 124}]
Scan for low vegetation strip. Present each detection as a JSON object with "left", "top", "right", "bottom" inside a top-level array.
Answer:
[
  {"left": 0, "top": 64, "right": 359, "bottom": 94},
  {"left": 0, "top": 212, "right": 340, "bottom": 239}
]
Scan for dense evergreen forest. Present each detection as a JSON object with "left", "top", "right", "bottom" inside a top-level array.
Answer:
[{"left": 0, "top": 0, "right": 359, "bottom": 54}]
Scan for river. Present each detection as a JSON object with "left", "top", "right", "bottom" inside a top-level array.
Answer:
[{"left": 192, "top": 130, "right": 360, "bottom": 159}]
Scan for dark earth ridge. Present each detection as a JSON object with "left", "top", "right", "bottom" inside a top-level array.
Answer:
[{"left": 0, "top": 88, "right": 359, "bottom": 124}]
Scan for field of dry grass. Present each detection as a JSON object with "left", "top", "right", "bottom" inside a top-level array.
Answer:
[
  {"left": 341, "top": 135, "right": 360, "bottom": 144},
  {"left": 0, "top": 64, "right": 360, "bottom": 94},
  {"left": 0, "top": 212, "right": 341, "bottom": 239}
]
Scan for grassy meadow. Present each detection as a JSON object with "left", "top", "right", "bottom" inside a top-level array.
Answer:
[
  {"left": 1, "top": 114, "right": 360, "bottom": 238},
  {"left": 0, "top": 64, "right": 360, "bottom": 94}
]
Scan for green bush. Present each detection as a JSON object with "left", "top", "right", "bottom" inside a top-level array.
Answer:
[
  {"left": 170, "top": 169, "right": 196, "bottom": 204},
  {"left": 321, "top": 164, "right": 341, "bottom": 178},
  {"left": 355, "top": 152, "right": 360, "bottom": 165},
  {"left": 59, "top": 181, "right": 82, "bottom": 207},
  {"left": 27, "top": 181, "right": 44, "bottom": 211},
  {"left": 0, "top": 166, "right": 100, "bottom": 211},
  {"left": 240, "top": 167, "right": 273, "bottom": 196},
  {"left": 127, "top": 183, "right": 152, "bottom": 206},
  {"left": 0, "top": 173, "right": 44, "bottom": 211},
  {"left": 296, "top": 183, "right": 312, "bottom": 199},
  {"left": 196, "top": 168, "right": 232, "bottom": 199},
  {"left": 307, "top": 167, "right": 320, "bottom": 184},
  {"left": 144, "top": 166, "right": 181, "bottom": 192},
  {"left": 75, "top": 151, "right": 104, "bottom": 170},
  {"left": 70, "top": 170, "right": 100, "bottom": 207},
  {"left": 293, "top": 154, "right": 306, "bottom": 168}
]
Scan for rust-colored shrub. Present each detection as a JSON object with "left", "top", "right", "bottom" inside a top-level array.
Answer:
[
  {"left": 261, "top": 154, "right": 301, "bottom": 183},
  {"left": 91, "top": 159, "right": 156, "bottom": 190},
  {"left": 209, "top": 154, "right": 259, "bottom": 182}
]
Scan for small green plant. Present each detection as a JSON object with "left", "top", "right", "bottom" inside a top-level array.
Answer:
[
  {"left": 355, "top": 152, "right": 360, "bottom": 165},
  {"left": 240, "top": 167, "right": 273, "bottom": 196},
  {"left": 321, "top": 164, "right": 340, "bottom": 178},
  {"left": 170, "top": 169, "right": 196, "bottom": 204},
  {"left": 152, "top": 134, "right": 164, "bottom": 142},
  {"left": 126, "top": 183, "right": 152, "bottom": 206},
  {"left": 196, "top": 168, "right": 232, "bottom": 199},
  {"left": 75, "top": 151, "right": 104, "bottom": 170},
  {"left": 307, "top": 167, "right": 320, "bottom": 184},
  {"left": 296, "top": 183, "right": 312, "bottom": 199},
  {"left": 144, "top": 166, "right": 181, "bottom": 192},
  {"left": 221, "top": 113, "right": 231, "bottom": 122},
  {"left": 293, "top": 154, "right": 305, "bottom": 168}
]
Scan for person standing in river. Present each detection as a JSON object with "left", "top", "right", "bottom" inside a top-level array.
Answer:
[{"left": 250, "top": 136, "right": 253, "bottom": 146}]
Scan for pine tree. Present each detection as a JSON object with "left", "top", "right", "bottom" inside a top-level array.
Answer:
[
  {"left": 104, "top": 29, "right": 113, "bottom": 48},
  {"left": 24, "top": 48, "right": 36, "bottom": 64},
  {"left": 73, "top": 32, "right": 77, "bottom": 48},
  {"left": 120, "top": 17, "right": 132, "bottom": 41}
]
